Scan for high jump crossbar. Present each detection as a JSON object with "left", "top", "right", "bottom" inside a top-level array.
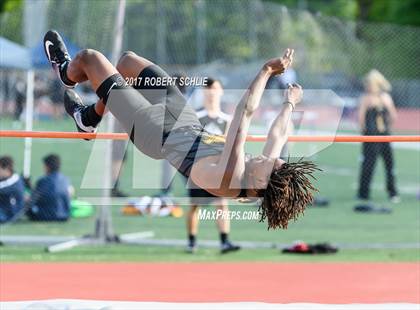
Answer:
[{"left": 0, "top": 130, "right": 419, "bottom": 142}]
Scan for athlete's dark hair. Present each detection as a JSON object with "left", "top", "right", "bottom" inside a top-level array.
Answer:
[
  {"left": 257, "top": 160, "right": 320, "bottom": 229},
  {"left": 0, "top": 156, "right": 14, "bottom": 172},
  {"left": 43, "top": 154, "right": 61, "bottom": 173},
  {"left": 205, "top": 77, "right": 222, "bottom": 88}
]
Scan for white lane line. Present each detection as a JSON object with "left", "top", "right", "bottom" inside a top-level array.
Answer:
[{"left": 1, "top": 300, "right": 419, "bottom": 310}]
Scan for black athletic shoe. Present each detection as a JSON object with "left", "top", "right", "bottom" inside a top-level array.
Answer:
[
  {"left": 64, "top": 89, "right": 97, "bottom": 138},
  {"left": 221, "top": 242, "right": 241, "bottom": 254},
  {"left": 44, "top": 30, "right": 77, "bottom": 88}
]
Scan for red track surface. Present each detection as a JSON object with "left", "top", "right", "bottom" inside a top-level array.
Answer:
[{"left": 1, "top": 262, "right": 419, "bottom": 303}]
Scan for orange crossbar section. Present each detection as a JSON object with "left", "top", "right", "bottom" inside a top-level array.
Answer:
[{"left": 0, "top": 130, "right": 419, "bottom": 142}]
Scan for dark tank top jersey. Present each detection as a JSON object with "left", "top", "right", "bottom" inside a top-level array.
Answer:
[
  {"left": 364, "top": 106, "right": 390, "bottom": 135},
  {"left": 162, "top": 125, "right": 225, "bottom": 178},
  {"left": 163, "top": 125, "right": 249, "bottom": 198}
]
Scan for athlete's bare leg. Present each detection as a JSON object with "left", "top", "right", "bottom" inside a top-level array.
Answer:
[
  {"left": 66, "top": 49, "right": 153, "bottom": 88},
  {"left": 80, "top": 51, "right": 154, "bottom": 116},
  {"left": 67, "top": 49, "right": 119, "bottom": 90},
  {"left": 215, "top": 202, "right": 230, "bottom": 234},
  {"left": 63, "top": 49, "right": 120, "bottom": 116},
  {"left": 187, "top": 205, "right": 200, "bottom": 236}
]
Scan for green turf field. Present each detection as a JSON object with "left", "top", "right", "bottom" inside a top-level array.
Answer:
[
  {"left": 1, "top": 246, "right": 418, "bottom": 262},
  {"left": 1, "top": 118, "right": 419, "bottom": 262}
]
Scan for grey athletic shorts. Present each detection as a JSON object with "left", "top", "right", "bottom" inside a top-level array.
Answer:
[{"left": 105, "top": 65, "right": 201, "bottom": 161}]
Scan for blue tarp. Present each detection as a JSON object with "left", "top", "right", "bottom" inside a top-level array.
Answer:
[
  {"left": 0, "top": 37, "right": 31, "bottom": 70},
  {"left": 0, "top": 36, "right": 80, "bottom": 69}
]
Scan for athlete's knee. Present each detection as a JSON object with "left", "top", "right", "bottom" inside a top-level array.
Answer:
[
  {"left": 116, "top": 51, "right": 153, "bottom": 73},
  {"left": 75, "top": 49, "right": 104, "bottom": 65},
  {"left": 116, "top": 51, "right": 137, "bottom": 71},
  {"left": 121, "top": 50, "right": 138, "bottom": 58}
]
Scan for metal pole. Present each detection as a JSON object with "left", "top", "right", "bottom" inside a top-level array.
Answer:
[
  {"left": 22, "top": 0, "right": 47, "bottom": 178},
  {"left": 196, "top": 0, "right": 206, "bottom": 64},
  {"left": 99, "top": 0, "right": 127, "bottom": 240},
  {"left": 23, "top": 70, "right": 34, "bottom": 178},
  {"left": 76, "top": 0, "right": 88, "bottom": 46},
  {"left": 111, "top": 0, "right": 126, "bottom": 66},
  {"left": 156, "top": 0, "right": 167, "bottom": 64},
  {"left": 248, "top": 1, "right": 259, "bottom": 61}
]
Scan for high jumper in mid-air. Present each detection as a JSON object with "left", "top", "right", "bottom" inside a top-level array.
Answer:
[{"left": 44, "top": 30, "right": 318, "bottom": 229}]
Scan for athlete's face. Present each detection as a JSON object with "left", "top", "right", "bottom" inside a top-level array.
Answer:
[
  {"left": 246, "top": 156, "right": 284, "bottom": 193},
  {"left": 204, "top": 81, "right": 224, "bottom": 106},
  {"left": 0, "top": 166, "right": 10, "bottom": 178}
]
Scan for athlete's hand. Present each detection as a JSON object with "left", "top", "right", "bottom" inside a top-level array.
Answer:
[
  {"left": 264, "top": 48, "right": 294, "bottom": 76},
  {"left": 284, "top": 83, "right": 303, "bottom": 107}
]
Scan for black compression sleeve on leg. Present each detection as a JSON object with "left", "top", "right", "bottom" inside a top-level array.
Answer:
[
  {"left": 188, "top": 234, "right": 196, "bottom": 247},
  {"left": 60, "top": 62, "right": 76, "bottom": 86},
  {"left": 220, "top": 233, "right": 228, "bottom": 245},
  {"left": 81, "top": 104, "right": 102, "bottom": 127},
  {"left": 96, "top": 73, "right": 126, "bottom": 104}
]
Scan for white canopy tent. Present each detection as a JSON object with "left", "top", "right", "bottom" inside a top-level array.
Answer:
[{"left": 0, "top": 37, "right": 31, "bottom": 69}]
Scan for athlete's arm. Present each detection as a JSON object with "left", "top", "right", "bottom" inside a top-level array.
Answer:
[
  {"left": 191, "top": 49, "right": 294, "bottom": 195},
  {"left": 217, "top": 49, "right": 295, "bottom": 183},
  {"left": 262, "top": 83, "right": 302, "bottom": 158},
  {"left": 382, "top": 92, "right": 397, "bottom": 126},
  {"left": 224, "top": 118, "right": 231, "bottom": 135}
]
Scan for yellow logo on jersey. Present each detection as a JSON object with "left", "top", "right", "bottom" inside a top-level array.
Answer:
[{"left": 202, "top": 134, "right": 226, "bottom": 145}]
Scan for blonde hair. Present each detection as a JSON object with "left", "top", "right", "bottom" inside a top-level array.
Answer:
[{"left": 364, "top": 69, "right": 391, "bottom": 93}]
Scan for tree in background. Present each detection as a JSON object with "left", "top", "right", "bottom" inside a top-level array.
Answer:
[
  {"left": 1, "top": 0, "right": 419, "bottom": 80},
  {"left": 0, "top": 0, "right": 23, "bottom": 43},
  {"left": 0, "top": 0, "right": 21, "bottom": 14},
  {"left": 268, "top": 0, "right": 420, "bottom": 26},
  {"left": 356, "top": 0, "right": 420, "bottom": 26}
]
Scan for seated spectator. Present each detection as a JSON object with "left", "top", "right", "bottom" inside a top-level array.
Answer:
[
  {"left": 0, "top": 156, "right": 25, "bottom": 223},
  {"left": 27, "top": 154, "right": 72, "bottom": 221}
]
